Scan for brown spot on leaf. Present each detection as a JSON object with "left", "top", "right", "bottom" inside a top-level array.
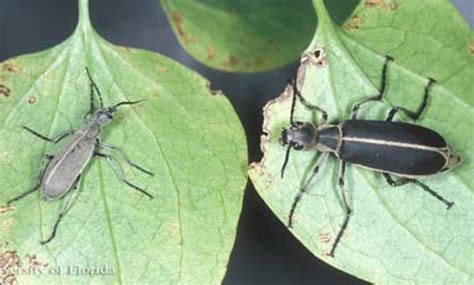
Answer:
[
  {"left": 0, "top": 205, "right": 13, "bottom": 214},
  {"left": 0, "top": 250, "right": 20, "bottom": 285},
  {"left": 241, "top": 57, "right": 267, "bottom": 70},
  {"left": 469, "top": 42, "right": 474, "bottom": 54},
  {"left": 0, "top": 220, "right": 13, "bottom": 234},
  {"left": 159, "top": 66, "right": 169, "bottom": 73},
  {"left": 364, "top": 0, "right": 385, "bottom": 8},
  {"left": 300, "top": 48, "right": 327, "bottom": 71},
  {"left": 28, "top": 96, "right": 37, "bottom": 104},
  {"left": 346, "top": 15, "right": 364, "bottom": 30},
  {"left": 264, "top": 173, "right": 273, "bottom": 190},
  {"left": 0, "top": 84, "right": 11, "bottom": 97},
  {"left": 226, "top": 55, "right": 239, "bottom": 67},
  {"left": 207, "top": 45, "right": 216, "bottom": 60},
  {"left": 389, "top": 0, "right": 398, "bottom": 10},
  {"left": 3, "top": 274, "right": 17, "bottom": 285},
  {"left": 2, "top": 63, "right": 18, "bottom": 73},
  {"left": 0, "top": 248, "right": 48, "bottom": 284},
  {"left": 170, "top": 11, "right": 197, "bottom": 45},
  {"left": 248, "top": 163, "right": 263, "bottom": 176},
  {"left": 312, "top": 48, "right": 327, "bottom": 67},
  {"left": 0, "top": 250, "right": 20, "bottom": 268},
  {"left": 318, "top": 233, "right": 331, "bottom": 244},
  {"left": 248, "top": 163, "right": 274, "bottom": 192},
  {"left": 26, "top": 254, "right": 49, "bottom": 270},
  {"left": 170, "top": 11, "right": 185, "bottom": 36},
  {"left": 254, "top": 57, "right": 267, "bottom": 69}
]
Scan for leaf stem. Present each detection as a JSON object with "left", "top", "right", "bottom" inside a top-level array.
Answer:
[
  {"left": 312, "top": 0, "right": 332, "bottom": 31},
  {"left": 77, "top": 0, "right": 92, "bottom": 34}
]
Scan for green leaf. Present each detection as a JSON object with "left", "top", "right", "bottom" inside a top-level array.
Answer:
[
  {"left": 0, "top": 0, "right": 247, "bottom": 284},
  {"left": 249, "top": 0, "right": 474, "bottom": 283},
  {"left": 160, "top": 0, "right": 359, "bottom": 73}
]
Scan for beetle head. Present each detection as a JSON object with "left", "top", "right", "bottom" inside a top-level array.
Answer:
[
  {"left": 279, "top": 122, "right": 318, "bottom": 150},
  {"left": 94, "top": 100, "right": 146, "bottom": 126},
  {"left": 95, "top": 108, "right": 114, "bottom": 126},
  {"left": 279, "top": 122, "right": 318, "bottom": 178}
]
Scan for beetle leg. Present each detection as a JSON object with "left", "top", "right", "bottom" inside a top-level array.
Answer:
[
  {"left": 288, "top": 79, "right": 298, "bottom": 126},
  {"left": 385, "top": 78, "right": 436, "bottom": 122},
  {"left": 327, "top": 161, "right": 352, "bottom": 257},
  {"left": 288, "top": 78, "right": 328, "bottom": 124},
  {"left": 41, "top": 175, "right": 83, "bottom": 245},
  {"left": 351, "top": 55, "right": 394, "bottom": 119},
  {"left": 23, "top": 126, "right": 75, "bottom": 144},
  {"left": 7, "top": 184, "right": 40, "bottom": 205},
  {"left": 71, "top": 175, "right": 81, "bottom": 190},
  {"left": 383, "top": 172, "right": 410, "bottom": 186},
  {"left": 94, "top": 151, "right": 154, "bottom": 199},
  {"left": 385, "top": 107, "right": 399, "bottom": 121},
  {"left": 288, "top": 153, "right": 328, "bottom": 228},
  {"left": 6, "top": 155, "right": 53, "bottom": 205},
  {"left": 280, "top": 144, "right": 292, "bottom": 179},
  {"left": 411, "top": 180, "right": 454, "bottom": 209},
  {"left": 95, "top": 139, "right": 154, "bottom": 176},
  {"left": 383, "top": 173, "right": 454, "bottom": 209}
]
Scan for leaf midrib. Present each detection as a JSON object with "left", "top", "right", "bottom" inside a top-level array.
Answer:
[{"left": 93, "top": 35, "right": 186, "bottom": 284}]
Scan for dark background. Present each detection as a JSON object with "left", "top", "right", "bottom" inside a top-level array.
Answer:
[{"left": 1, "top": 1, "right": 472, "bottom": 284}]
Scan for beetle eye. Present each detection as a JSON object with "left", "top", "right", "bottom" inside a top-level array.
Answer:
[
  {"left": 280, "top": 129, "right": 289, "bottom": 145},
  {"left": 293, "top": 144, "right": 303, "bottom": 150}
]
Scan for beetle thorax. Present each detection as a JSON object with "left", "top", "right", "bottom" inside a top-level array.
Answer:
[
  {"left": 93, "top": 108, "right": 114, "bottom": 126},
  {"left": 83, "top": 108, "right": 115, "bottom": 138}
]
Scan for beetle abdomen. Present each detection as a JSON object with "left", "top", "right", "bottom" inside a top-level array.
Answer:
[
  {"left": 42, "top": 133, "right": 95, "bottom": 201},
  {"left": 339, "top": 120, "right": 448, "bottom": 176}
]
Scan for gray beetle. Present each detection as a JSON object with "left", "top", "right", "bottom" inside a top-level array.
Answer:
[{"left": 7, "top": 68, "right": 154, "bottom": 244}]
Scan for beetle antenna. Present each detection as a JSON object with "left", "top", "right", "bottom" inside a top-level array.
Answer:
[
  {"left": 112, "top": 99, "right": 146, "bottom": 110},
  {"left": 85, "top": 67, "right": 104, "bottom": 108},
  {"left": 288, "top": 78, "right": 298, "bottom": 127},
  {"left": 281, "top": 144, "right": 292, "bottom": 178}
]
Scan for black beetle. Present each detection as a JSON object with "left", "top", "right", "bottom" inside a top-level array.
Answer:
[{"left": 280, "top": 55, "right": 461, "bottom": 257}]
